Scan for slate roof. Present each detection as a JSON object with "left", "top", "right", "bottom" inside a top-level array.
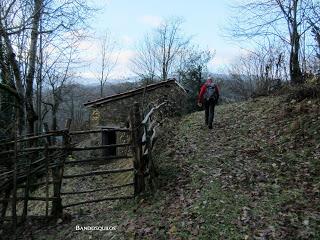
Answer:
[{"left": 84, "top": 79, "right": 186, "bottom": 108}]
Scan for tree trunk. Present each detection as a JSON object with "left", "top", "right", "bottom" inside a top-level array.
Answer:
[
  {"left": 290, "top": 34, "right": 303, "bottom": 84},
  {"left": 162, "top": 63, "right": 168, "bottom": 81},
  {"left": 36, "top": 19, "right": 43, "bottom": 135},
  {"left": 100, "top": 81, "right": 103, "bottom": 97},
  {"left": 52, "top": 109, "right": 57, "bottom": 132},
  {"left": 290, "top": 0, "right": 303, "bottom": 85},
  {"left": 25, "top": 0, "right": 43, "bottom": 135},
  {"left": 70, "top": 93, "right": 75, "bottom": 121},
  {"left": 0, "top": 23, "right": 25, "bottom": 135}
]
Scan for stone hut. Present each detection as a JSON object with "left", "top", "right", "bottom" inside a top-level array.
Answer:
[{"left": 84, "top": 79, "right": 187, "bottom": 128}]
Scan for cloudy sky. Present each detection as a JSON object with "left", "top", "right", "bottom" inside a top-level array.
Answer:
[{"left": 78, "top": 0, "right": 245, "bottom": 83}]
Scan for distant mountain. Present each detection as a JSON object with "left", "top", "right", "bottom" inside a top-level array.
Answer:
[
  {"left": 211, "top": 73, "right": 230, "bottom": 80},
  {"left": 75, "top": 76, "right": 140, "bottom": 86}
]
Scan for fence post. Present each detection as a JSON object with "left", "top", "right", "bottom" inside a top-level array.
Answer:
[
  {"left": 0, "top": 185, "right": 11, "bottom": 228},
  {"left": 44, "top": 122, "right": 57, "bottom": 217},
  {"left": 22, "top": 146, "right": 32, "bottom": 221},
  {"left": 43, "top": 122, "right": 52, "bottom": 219},
  {"left": 45, "top": 143, "right": 49, "bottom": 218},
  {"left": 43, "top": 122, "right": 51, "bottom": 145},
  {"left": 11, "top": 114, "right": 18, "bottom": 235},
  {"left": 145, "top": 122, "right": 156, "bottom": 191},
  {"left": 50, "top": 149, "right": 61, "bottom": 216},
  {"left": 130, "top": 102, "right": 144, "bottom": 194},
  {"left": 51, "top": 119, "right": 71, "bottom": 218}
]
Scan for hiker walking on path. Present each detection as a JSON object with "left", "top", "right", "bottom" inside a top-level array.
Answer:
[{"left": 197, "top": 77, "right": 220, "bottom": 129}]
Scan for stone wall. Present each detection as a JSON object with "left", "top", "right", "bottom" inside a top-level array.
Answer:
[{"left": 88, "top": 82, "right": 187, "bottom": 128}]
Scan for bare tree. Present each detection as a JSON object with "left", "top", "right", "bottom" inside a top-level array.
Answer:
[
  {"left": 131, "top": 34, "right": 157, "bottom": 82},
  {"left": 228, "top": 41, "right": 287, "bottom": 99},
  {"left": 0, "top": 0, "right": 44, "bottom": 134},
  {"left": 132, "top": 17, "right": 191, "bottom": 82},
  {"left": 42, "top": 43, "right": 77, "bottom": 131},
  {"left": 155, "top": 18, "right": 191, "bottom": 80},
  {"left": 0, "top": 0, "right": 94, "bottom": 135},
  {"left": 307, "top": 2, "right": 320, "bottom": 69},
  {"left": 96, "top": 31, "right": 118, "bottom": 97},
  {"left": 229, "top": 0, "right": 318, "bottom": 84}
]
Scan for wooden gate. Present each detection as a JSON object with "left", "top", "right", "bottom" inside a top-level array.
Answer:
[{"left": 60, "top": 127, "right": 135, "bottom": 209}]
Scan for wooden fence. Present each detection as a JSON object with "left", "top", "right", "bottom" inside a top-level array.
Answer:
[
  {"left": 0, "top": 101, "right": 167, "bottom": 233},
  {"left": 130, "top": 101, "right": 167, "bottom": 193},
  {"left": 0, "top": 122, "right": 71, "bottom": 233}
]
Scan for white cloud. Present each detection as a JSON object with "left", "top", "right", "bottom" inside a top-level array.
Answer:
[
  {"left": 210, "top": 47, "right": 249, "bottom": 72},
  {"left": 92, "top": 0, "right": 112, "bottom": 7},
  {"left": 77, "top": 38, "right": 99, "bottom": 62},
  {"left": 79, "top": 71, "right": 96, "bottom": 80},
  {"left": 78, "top": 39, "right": 95, "bottom": 51},
  {"left": 78, "top": 48, "right": 137, "bottom": 80},
  {"left": 139, "top": 15, "right": 163, "bottom": 27},
  {"left": 116, "top": 50, "right": 136, "bottom": 64},
  {"left": 121, "top": 35, "right": 134, "bottom": 46},
  {"left": 109, "top": 50, "right": 137, "bottom": 78}
]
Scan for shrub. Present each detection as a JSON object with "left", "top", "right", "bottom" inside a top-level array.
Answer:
[{"left": 287, "top": 83, "right": 320, "bottom": 102}]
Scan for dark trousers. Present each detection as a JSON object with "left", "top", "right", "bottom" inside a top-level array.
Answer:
[{"left": 204, "top": 99, "right": 215, "bottom": 128}]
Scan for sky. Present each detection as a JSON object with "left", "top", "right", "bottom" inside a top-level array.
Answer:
[{"left": 78, "top": 0, "right": 246, "bottom": 83}]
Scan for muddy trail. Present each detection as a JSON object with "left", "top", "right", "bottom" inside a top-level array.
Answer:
[{"left": 21, "top": 96, "right": 320, "bottom": 239}]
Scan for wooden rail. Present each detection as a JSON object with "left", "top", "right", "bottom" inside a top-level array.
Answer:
[
  {"left": 0, "top": 130, "right": 66, "bottom": 146},
  {"left": 69, "top": 143, "right": 130, "bottom": 151},
  {"left": 64, "top": 155, "right": 133, "bottom": 165},
  {"left": 63, "top": 167, "right": 134, "bottom": 179},
  {"left": 0, "top": 143, "right": 130, "bottom": 155},
  {"left": 69, "top": 128, "right": 131, "bottom": 135},
  {"left": 0, "top": 127, "right": 131, "bottom": 146},
  {"left": 61, "top": 182, "right": 134, "bottom": 195},
  {"left": 63, "top": 195, "right": 134, "bottom": 208},
  {"left": 0, "top": 197, "right": 60, "bottom": 203}
]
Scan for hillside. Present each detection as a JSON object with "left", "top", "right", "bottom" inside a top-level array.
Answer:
[{"left": 29, "top": 95, "right": 320, "bottom": 239}]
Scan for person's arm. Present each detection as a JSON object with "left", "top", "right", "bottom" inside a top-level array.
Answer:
[{"left": 198, "top": 84, "right": 206, "bottom": 103}]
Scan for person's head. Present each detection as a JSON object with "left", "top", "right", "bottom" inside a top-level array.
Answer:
[{"left": 205, "top": 77, "right": 213, "bottom": 84}]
